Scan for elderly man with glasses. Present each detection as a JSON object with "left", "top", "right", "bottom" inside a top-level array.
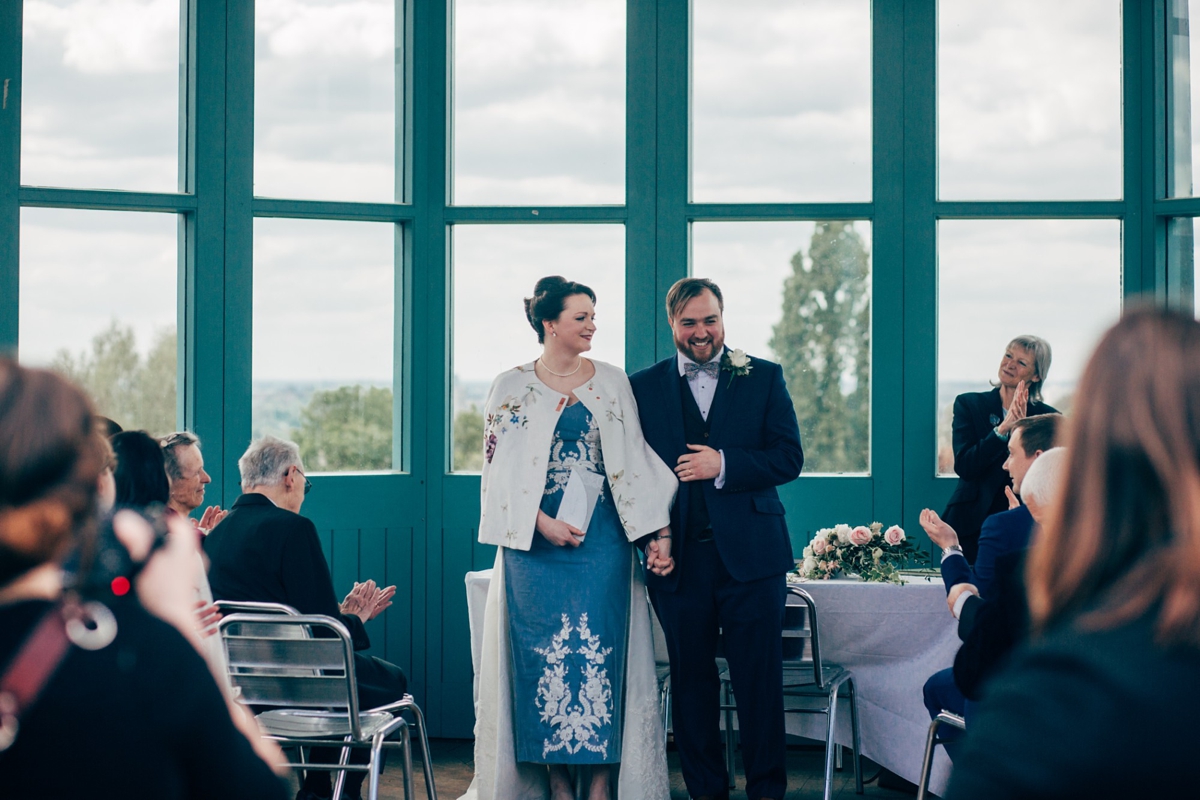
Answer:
[{"left": 204, "top": 436, "right": 405, "bottom": 800}]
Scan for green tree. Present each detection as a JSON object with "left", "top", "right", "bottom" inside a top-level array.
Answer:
[
  {"left": 51, "top": 321, "right": 177, "bottom": 435},
  {"left": 770, "top": 221, "right": 871, "bottom": 474},
  {"left": 291, "top": 385, "right": 393, "bottom": 471},
  {"left": 453, "top": 404, "right": 485, "bottom": 472}
]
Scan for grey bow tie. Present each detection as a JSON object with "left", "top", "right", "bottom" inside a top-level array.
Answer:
[{"left": 684, "top": 360, "right": 720, "bottom": 381}]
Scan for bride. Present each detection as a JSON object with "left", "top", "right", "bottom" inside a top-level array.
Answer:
[{"left": 462, "top": 276, "right": 678, "bottom": 800}]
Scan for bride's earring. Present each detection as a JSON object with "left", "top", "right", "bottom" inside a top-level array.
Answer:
[{"left": 551, "top": 330, "right": 557, "bottom": 337}]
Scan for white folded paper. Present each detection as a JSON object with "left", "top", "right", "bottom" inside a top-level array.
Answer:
[{"left": 555, "top": 467, "right": 606, "bottom": 534}]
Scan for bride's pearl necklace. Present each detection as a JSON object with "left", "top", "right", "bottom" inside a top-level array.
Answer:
[{"left": 539, "top": 356, "right": 582, "bottom": 377}]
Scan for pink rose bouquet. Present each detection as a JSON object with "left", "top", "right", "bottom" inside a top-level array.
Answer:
[{"left": 796, "top": 521, "right": 926, "bottom": 583}]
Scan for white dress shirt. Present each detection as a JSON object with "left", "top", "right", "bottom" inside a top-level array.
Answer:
[{"left": 677, "top": 352, "right": 727, "bottom": 488}]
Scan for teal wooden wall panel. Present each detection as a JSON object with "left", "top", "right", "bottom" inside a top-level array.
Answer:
[
  {"left": 384, "top": 526, "right": 415, "bottom": 682},
  {"left": 440, "top": 524, "right": 477, "bottom": 738},
  {"left": 358, "top": 527, "right": 389, "bottom": 657}
]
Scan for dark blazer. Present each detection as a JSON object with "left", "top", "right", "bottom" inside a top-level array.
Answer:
[
  {"left": 946, "top": 608, "right": 1200, "bottom": 799},
  {"left": 953, "top": 548, "right": 1028, "bottom": 701},
  {"left": 629, "top": 352, "right": 803, "bottom": 588},
  {"left": 204, "top": 492, "right": 370, "bottom": 650},
  {"left": 941, "top": 503, "right": 1033, "bottom": 599},
  {"left": 942, "top": 388, "right": 1055, "bottom": 562}
]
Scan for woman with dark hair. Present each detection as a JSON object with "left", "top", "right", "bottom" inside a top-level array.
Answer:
[
  {"left": 942, "top": 335, "right": 1056, "bottom": 562},
  {"left": 111, "top": 430, "right": 171, "bottom": 508},
  {"left": 0, "top": 360, "right": 286, "bottom": 799},
  {"left": 946, "top": 309, "right": 1200, "bottom": 798},
  {"left": 466, "top": 277, "right": 678, "bottom": 800}
]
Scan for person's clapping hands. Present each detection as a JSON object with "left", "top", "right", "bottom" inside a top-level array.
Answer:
[
  {"left": 197, "top": 505, "right": 228, "bottom": 535},
  {"left": 340, "top": 579, "right": 397, "bottom": 623},
  {"left": 919, "top": 508, "right": 960, "bottom": 551},
  {"left": 997, "top": 380, "right": 1029, "bottom": 436}
]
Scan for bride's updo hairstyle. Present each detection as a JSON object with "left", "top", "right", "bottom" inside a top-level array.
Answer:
[
  {"left": 0, "top": 359, "right": 106, "bottom": 587},
  {"left": 524, "top": 275, "right": 597, "bottom": 343}
]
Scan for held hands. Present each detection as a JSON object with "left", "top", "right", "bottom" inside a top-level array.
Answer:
[
  {"left": 536, "top": 509, "right": 586, "bottom": 548},
  {"left": 340, "top": 579, "right": 397, "bottom": 623},
  {"left": 676, "top": 444, "right": 721, "bottom": 482},
  {"left": 998, "top": 380, "right": 1029, "bottom": 435},
  {"left": 919, "top": 508, "right": 960, "bottom": 550},
  {"left": 645, "top": 528, "right": 675, "bottom": 577}
]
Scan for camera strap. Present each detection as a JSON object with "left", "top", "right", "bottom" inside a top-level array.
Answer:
[{"left": 0, "top": 598, "right": 117, "bottom": 753}]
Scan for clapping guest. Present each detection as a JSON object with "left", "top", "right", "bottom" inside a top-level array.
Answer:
[
  {"left": 919, "top": 415, "right": 1062, "bottom": 744},
  {"left": 204, "top": 436, "right": 405, "bottom": 800},
  {"left": 161, "top": 431, "right": 227, "bottom": 533},
  {"left": 947, "top": 308, "right": 1200, "bottom": 799},
  {"left": 941, "top": 336, "right": 1055, "bottom": 562},
  {"left": 0, "top": 360, "right": 287, "bottom": 799}
]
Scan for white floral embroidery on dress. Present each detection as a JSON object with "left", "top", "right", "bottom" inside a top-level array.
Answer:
[
  {"left": 543, "top": 413, "right": 606, "bottom": 499},
  {"left": 533, "top": 613, "right": 614, "bottom": 758}
]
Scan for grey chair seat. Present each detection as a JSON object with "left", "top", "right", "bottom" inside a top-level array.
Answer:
[
  {"left": 781, "top": 663, "right": 851, "bottom": 692},
  {"left": 257, "top": 709, "right": 398, "bottom": 740}
]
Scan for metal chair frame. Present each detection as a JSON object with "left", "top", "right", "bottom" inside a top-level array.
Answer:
[
  {"left": 218, "top": 613, "right": 436, "bottom": 800},
  {"left": 718, "top": 586, "right": 862, "bottom": 800},
  {"left": 214, "top": 600, "right": 301, "bottom": 616},
  {"left": 916, "top": 711, "right": 965, "bottom": 800}
]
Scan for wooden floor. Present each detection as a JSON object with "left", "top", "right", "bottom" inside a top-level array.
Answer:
[{"left": 292, "top": 739, "right": 920, "bottom": 800}]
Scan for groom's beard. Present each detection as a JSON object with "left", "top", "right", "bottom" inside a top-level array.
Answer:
[{"left": 677, "top": 335, "right": 724, "bottom": 364}]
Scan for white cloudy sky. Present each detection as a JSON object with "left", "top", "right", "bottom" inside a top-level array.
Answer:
[{"left": 16, "top": 0, "right": 1185, "bottom": 417}]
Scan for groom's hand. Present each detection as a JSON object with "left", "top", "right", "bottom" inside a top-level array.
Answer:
[{"left": 676, "top": 444, "right": 721, "bottom": 482}]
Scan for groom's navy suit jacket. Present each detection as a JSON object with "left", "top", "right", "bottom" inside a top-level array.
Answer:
[{"left": 629, "top": 353, "right": 804, "bottom": 590}]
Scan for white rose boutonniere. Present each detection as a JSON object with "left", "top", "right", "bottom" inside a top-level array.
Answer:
[{"left": 721, "top": 348, "right": 753, "bottom": 387}]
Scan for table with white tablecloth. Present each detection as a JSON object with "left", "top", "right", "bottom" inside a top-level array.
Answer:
[{"left": 464, "top": 570, "right": 959, "bottom": 796}]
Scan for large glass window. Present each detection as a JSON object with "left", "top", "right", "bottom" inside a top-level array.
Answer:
[
  {"left": 692, "top": 221, "right": 871, "bottom": 474},
  {"left": 451, "top": 0, "right": 625, "bottom": 205},
  {"left": 20, "top": 0, "right": 181, "bottom": 192},
  {"left": 450, "top": 225, "right": 625, "bottom": 471},
  {"left": 1167, "top": 217, "right": 1198, "bottom": 313},
  {"left": 936, "top": 219, "right": 1122, "bottom": 475},
  {"left": 938, "top": 0, "right": 1122, "bottom": 200},
  {"left": 254, "top": 0, "right": 397, "bottom": 201},
  {"left": 19, "top": 208, "right": 178, "bottom": 434},
  {"left": 691, "top": 0, "right": 871, "bottom": 202},
  {"left": 252, "top": 218, "right": 397, "bottom": 472},
  {"left": 1169, "top": 0, "right": 1200, "bottom": 197}
]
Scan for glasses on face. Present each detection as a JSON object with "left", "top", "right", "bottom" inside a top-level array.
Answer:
[{"left": 292, "top": 466, "right": 313, "bottom": 495}]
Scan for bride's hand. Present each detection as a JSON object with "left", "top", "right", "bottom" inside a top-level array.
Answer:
[{"left": 536, "top": 510, "right": 584, "bottom": 548}]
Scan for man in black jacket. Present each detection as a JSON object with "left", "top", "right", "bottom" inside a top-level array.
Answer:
[{"left": 205, "top": 436, "right": 404, "bottom": 800}]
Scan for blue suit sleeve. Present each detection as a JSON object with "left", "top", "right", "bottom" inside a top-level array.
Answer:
[
  {"left": 940, "top": 553, "right": 973, "bottom": 594},
  {"left": 719, "top": 363, "right": 804, "bottom": 493},
  {"left": 973, "top": 516, "right": 1006, "bottom": 599}
]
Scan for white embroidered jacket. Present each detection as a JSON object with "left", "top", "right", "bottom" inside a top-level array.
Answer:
[{"left": 478, "top": 359, "right": 678, "bottom": 549}]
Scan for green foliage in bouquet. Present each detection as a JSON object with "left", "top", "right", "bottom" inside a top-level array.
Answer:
[{"left": 796, "top": 522, "right": 928, "bottom": 584}]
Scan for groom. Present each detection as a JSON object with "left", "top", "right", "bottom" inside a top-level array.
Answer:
[{"left": 630, "top": 277, "right": 804, "bottom": 800}]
